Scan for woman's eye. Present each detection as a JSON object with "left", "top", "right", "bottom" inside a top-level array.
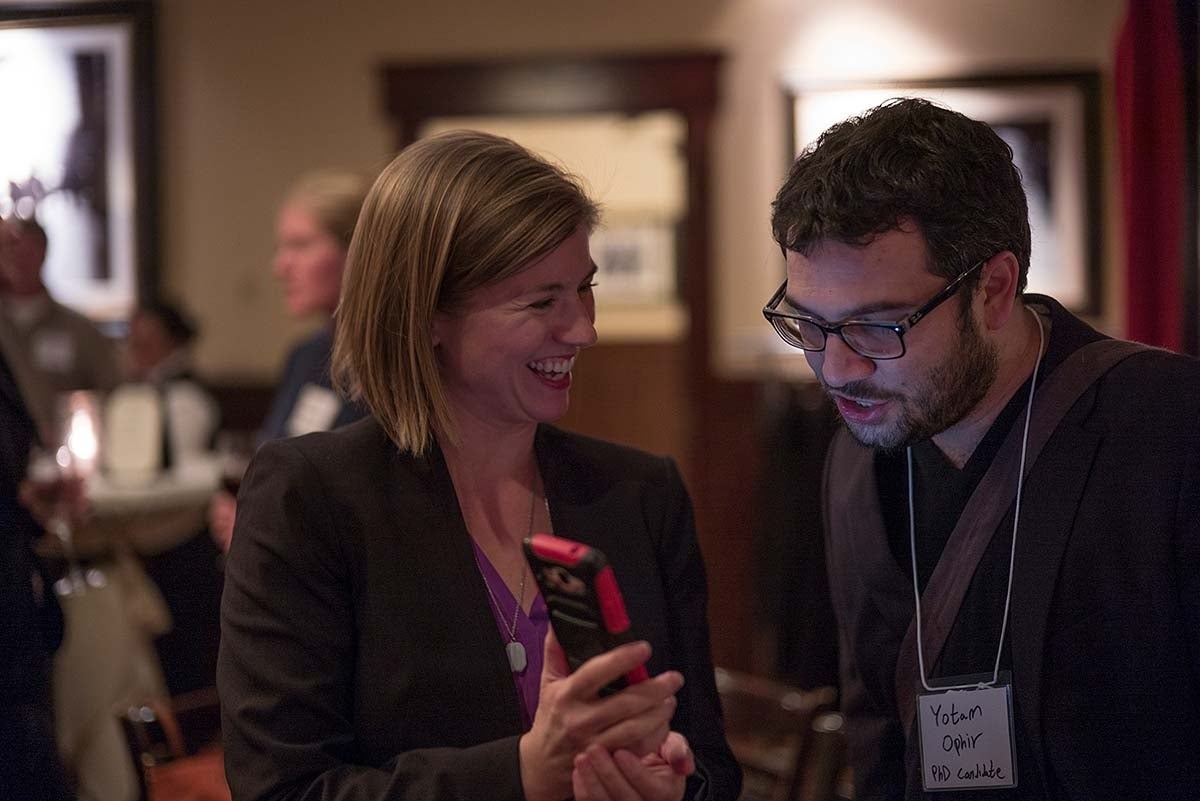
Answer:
[
  {"left": 579, "top": 281, "right": 597, "bottom": 293},
  {"left": 529, "top": 297, "right": 555, "bottom": 310}
]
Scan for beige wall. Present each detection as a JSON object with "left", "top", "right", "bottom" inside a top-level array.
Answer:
[
  {"left": 711, "top": 0, "right": 1127, "bottom": 376},
  {"left": 157, "top": 0, "right": 1127, "bottom": 381}
]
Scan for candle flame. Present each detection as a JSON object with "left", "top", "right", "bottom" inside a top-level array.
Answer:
[{"left": 65, "top": 407, "right": 98, "bottom": 471}]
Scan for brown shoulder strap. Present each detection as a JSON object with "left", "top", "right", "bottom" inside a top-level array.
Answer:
[{"left": 894, "top": 338, "right": 1151, "bottom": 732}]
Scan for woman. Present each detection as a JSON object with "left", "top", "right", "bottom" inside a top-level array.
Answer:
[
  {"left": 208, "top": 171, "right": 368, "bottom": 551},
  {"left": 218, "top": 131, "right": 740, "bottom": 801}
]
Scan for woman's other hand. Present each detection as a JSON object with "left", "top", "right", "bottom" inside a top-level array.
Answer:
[
  {"left": 519, "top": 630, "right": 683, "bottom": 801},
  {"left": 571, "top": 732, "right": 695, "bottom": 801},
  {"left": 208, "top": 490, "right": 237, "bottom": 552}
]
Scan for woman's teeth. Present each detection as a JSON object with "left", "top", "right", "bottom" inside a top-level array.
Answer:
[{"left": 529, "top": 356, "right": 575, "bottom": 378}]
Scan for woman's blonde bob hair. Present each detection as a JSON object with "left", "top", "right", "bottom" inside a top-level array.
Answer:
[{"left": 332, "top": 130, "right": 599, "bottom": 455}]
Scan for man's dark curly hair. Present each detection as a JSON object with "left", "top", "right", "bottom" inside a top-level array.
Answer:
[{"left": 771, "top": 97, "right": 1030, "bottom": 293}]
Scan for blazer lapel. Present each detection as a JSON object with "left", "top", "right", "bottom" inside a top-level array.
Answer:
[
  {"left": 535, "top": 426, "right": 614, "bottom": 553},
  {"left": 1009, "top": 422, "right": 1100, "bottom": 788},
  {"left": 830, "top": 433, "right": 912, "bottom": 632},
  {"left": 398, "top": 443, "right": 526, "bottom": 735},
  {"left": 826, "top": 431, "right": 912, "bottom": 713}
]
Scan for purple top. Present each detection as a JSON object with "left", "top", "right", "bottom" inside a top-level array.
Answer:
[{"left": 472, "top": 541, "right": 550, "bottom": 729}]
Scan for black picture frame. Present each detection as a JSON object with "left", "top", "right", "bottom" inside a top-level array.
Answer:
[
  {"left": 0, "top": 0, "right": 157, "bottom": 327},
  {"left": 787, "top": 72, "right": 1103, "bottom": 316}
]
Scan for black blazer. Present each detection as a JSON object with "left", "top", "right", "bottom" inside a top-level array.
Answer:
[
  {"left": 0, "top": 349, "right": 62, "bottom": 705},
  {"left": 824, "top": 298, "right": 1200, "bottom": 800},
  {"left": 219, "top": 419, "right": 740, "bottom": 801},
  {"left": 0, "top": 348, "right": 71, "bottom": 801}
]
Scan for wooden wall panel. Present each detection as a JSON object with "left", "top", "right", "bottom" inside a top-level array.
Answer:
[{"left": 557, "top": 342, "right": 691, "bottom": 474}]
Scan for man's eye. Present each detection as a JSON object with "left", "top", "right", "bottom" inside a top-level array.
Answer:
[{"left": 529, "top": 298, "right": 555, "bottom": 310}]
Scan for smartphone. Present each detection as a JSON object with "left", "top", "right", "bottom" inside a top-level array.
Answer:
[{"left": 523, "top": 533, "right": 648, "bottom": 692}]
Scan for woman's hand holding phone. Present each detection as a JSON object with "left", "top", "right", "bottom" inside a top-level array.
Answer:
[{"left": 519, "top": 630, "right": 684, "bottom": 801}]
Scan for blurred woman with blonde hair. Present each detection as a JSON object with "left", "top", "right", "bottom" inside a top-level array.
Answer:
[
  {"left": 218, "top": 131, "right": 740, "bottom": 801},
  {"left": 208, "top": 169, "right": 369, "bottom": 551}
]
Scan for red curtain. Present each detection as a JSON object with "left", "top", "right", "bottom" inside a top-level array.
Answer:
[{"left": 1115, "top": 0, "right": 1187, "bottom": 350}]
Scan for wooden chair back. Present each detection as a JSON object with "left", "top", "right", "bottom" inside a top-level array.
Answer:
[
  {"left": 117, "top": 687, "right": 229, "bottom": 801},
  {"left": 715, "top": 667, "right": 838, "bottom": 801},
  {"left": 793, "top": 711, "right": 850, "bottom": 801}
]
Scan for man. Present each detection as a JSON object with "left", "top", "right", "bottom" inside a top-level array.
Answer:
[
  {"left": 765, "top": 98, "right": 1199, "bottom": 800},
  {"left": 0, "top": 217, "right": 120, "bottom": 414}
]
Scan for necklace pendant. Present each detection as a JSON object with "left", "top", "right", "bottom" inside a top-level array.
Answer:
[{"left": 506, "top": 641, "right": 528, "bottom": 673}]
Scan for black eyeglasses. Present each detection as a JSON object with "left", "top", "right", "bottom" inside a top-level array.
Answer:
[{"left": 761, "top": 258, "right": 986, "bottom": 360}]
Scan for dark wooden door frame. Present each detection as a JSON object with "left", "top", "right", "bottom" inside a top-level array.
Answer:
[
  {"left": 380, "top": 53, "right": 721, "bottom": 369},
  {"left": 379, "top": 53, "right": 762, "bottom": 670}
]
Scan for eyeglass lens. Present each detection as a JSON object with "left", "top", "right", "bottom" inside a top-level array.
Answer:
[
  {"left": 771, "top": 316, "right": 903, "bottom": 358},
  {"left": 840, "top": 325, "right": 903, "bottom": 358}
]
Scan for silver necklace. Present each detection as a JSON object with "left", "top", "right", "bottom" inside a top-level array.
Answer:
[{"left": 474, "top": 484, "right": 537, "bottom": 673}]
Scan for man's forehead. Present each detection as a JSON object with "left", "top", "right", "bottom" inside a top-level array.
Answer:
[
  {"left": 783, "top": 239, "right": 945, "bottom": 319},
  {"left": 787, "top": 229, "right": 935, "bottom": 276}
]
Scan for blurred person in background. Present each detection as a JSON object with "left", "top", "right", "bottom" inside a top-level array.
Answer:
[
  {"left": 125, "top": 300, "right": 225, "bottom": 695},
  {"left": 218, "top": 131, "right": 740, "bottom": 801},
  {"left": 126, "top": 300, "right": 221, "bottom": 467},
  {"left": 207, "top": 171, "right": 369, "bottom": 551},
  {"left": 0, "top": 315, "right": 73, "bottom": 801},
  {"left": 0, "top": 216, "right": 120, "bottom": 412}
]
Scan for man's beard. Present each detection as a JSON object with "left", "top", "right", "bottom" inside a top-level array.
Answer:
[{"left": 832, "top": 306, "right": 999, "bottom": 452}]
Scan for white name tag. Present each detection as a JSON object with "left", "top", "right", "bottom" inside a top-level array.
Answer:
[
  {"left": 918, "top": 683, "right": 1017, "bottom": 791},
  {"left": 286, "top": 383, "right": 341, "bottom": 437}
]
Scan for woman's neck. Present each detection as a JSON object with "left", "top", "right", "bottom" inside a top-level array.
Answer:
[
  {"left": 438, "top": 420, "right": 542, "bottom": 545},
  {"left": 438, "top": 420, "right": 537, "bottom": 480}
]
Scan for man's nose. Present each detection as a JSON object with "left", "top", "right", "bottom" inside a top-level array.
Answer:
[{"left": 813, "top": 333, "right": 876, "bottom": 389}]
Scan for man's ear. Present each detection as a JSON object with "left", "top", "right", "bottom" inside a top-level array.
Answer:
[{"left": 977, "top": 252, "right": 1020, "bottom": 331}]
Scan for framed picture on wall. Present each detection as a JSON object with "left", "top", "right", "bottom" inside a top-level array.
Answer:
[
  {"left": 788, "top": 72, "right": 1102, "bottom": 315},
  {"left": 0, "top": 1, "right": 157, "bottom": 326}
]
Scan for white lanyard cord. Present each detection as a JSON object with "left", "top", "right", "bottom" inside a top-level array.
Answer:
[{"left": 908, "top": 306, "right": 1045, "bottom": 692}]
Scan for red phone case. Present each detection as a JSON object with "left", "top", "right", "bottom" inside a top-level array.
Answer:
[{"left": 524, "top": 533, "right": 648, "bottom": 688}]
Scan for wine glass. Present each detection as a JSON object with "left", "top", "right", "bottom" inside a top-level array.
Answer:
[{"left": 26, "top": 391, "right": 102, "bottom": 595}]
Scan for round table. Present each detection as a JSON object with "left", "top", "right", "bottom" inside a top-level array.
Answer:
[{"left": 50, "top": 458, "right": 221, "bottom": 801}]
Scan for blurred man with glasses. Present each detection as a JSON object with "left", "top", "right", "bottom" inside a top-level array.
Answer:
[{"left": 767, "top": 98, "right": 1199, "bottom": 800}]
